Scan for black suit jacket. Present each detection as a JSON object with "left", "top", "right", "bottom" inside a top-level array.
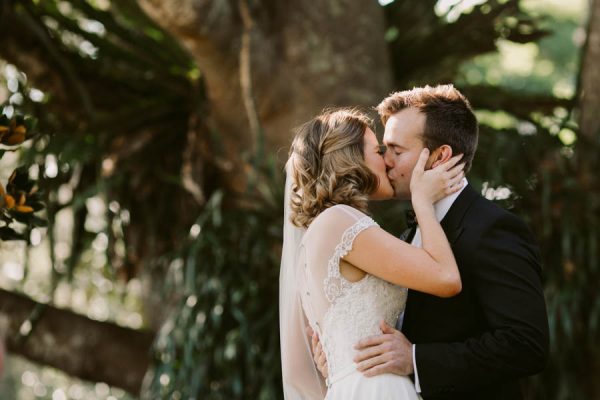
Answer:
[{"left": 402, "top": 184, "right": 549, "bottom": 400}]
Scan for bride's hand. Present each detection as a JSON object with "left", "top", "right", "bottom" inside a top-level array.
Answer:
[{"left": 410, "top": 149, "right": 465, "bottom": 204}]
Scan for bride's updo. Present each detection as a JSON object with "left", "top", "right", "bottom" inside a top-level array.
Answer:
[{"left": 288, "top": 108, "right": 379, "bottom": 228}]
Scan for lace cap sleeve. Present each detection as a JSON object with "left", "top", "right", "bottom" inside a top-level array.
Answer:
[{"left": 320, "top": 206, "right": 379, "bottom": 303}]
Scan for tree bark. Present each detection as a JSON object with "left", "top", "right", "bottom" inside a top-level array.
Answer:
[
  {"left": 578, "top": 4, "right": 600, "bottom": 398},
  {"left": 0, "top": 315, "right": 6, "bottom": 378},
  {"left": 0, "top": 288, "right": 154, "bottom": 395},
  {"left": 136, "top": 0, "right": 393, "bottom": 155},
  {"left": 579, "top": 0, "right": 600, "bottom": 139},
  {"left": 0, "top": 0, "right": 393, "bottom": 390}
]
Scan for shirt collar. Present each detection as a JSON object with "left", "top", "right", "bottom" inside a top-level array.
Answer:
[{"left": 433, "top": 178, "right": 468, "bottom": 222}]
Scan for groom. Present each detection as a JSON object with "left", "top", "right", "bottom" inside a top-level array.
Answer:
[{"left": 312, "top": 84, "right": 549, "bottom": 399}]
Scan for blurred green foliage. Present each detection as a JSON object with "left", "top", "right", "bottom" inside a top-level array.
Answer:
[
  {"left": 143, "top": 174, "right": 285, "bottom": 399},
  {"left": 0, "top": 354, "right": 135, "bottom": 400},
  {"left": 457, "top": 0, "right": 584, "bottom": 97},
  {"left": 1, "top": 0, "right": 597, "bottom": 399}
]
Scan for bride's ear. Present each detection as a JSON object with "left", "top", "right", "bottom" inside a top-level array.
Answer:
[{"left": 429, "top": 145, "right": 453, "bottom": 169}]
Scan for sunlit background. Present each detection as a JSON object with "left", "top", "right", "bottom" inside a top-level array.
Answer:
[{"left": 0, "top": 0, "right": 592, "bottom": 399}]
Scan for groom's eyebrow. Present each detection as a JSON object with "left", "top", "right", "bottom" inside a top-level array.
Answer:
[
  {"left": 383, "top": 138, "right": 400, "bottom": 147},
  {"left": 385, "top": 142, "right": 406, "bottom": 150}
]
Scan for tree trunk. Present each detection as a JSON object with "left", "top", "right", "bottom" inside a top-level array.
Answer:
[
  {"left": 0, "top": 315, "right": 6, "bottom": 378},
  {"left": 0, "top": 288, "right": 154, "bottom": 395},
  {"left": 578, "top": 3, "right": 600, "bottom": 398},
  {"left": 579, "top": 0, "right": 600, "bottom": 140},
  {"left": 136, "top": 0, "right": 393, "bottom": 155},
  {"left": 0, "top": 0, "right": 394, "bottom": 389}
]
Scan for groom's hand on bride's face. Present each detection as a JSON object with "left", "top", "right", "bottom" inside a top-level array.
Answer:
[{"left": 353, "top": 320, "right": 414, "bottom": 377}]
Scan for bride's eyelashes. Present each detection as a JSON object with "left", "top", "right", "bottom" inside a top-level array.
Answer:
[{"left": 377, "top": 145, "right": 387, "bottom": 155}]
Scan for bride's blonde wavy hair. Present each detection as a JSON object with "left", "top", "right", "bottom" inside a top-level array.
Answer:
[{"left": 288, "top": 108, "right": 379, "bottom": 228}]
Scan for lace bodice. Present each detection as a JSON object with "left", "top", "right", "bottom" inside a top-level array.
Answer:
[
  {"left": 322, "top": 274, "right": 407, "bottom": 377},
  {"left": 299, "top": 205, "right": 408, "bottom": 379}
]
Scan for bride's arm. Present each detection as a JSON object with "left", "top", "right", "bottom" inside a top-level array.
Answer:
[{"left": 343, "top": 150, "right": 464, "bottom": 298}]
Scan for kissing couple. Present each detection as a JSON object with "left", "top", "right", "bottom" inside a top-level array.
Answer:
[{"left": 279, "top": 84, "right": 549, "bottom": 399}]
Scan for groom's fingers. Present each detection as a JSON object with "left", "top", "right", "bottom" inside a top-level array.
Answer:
[
  {"left": 317, "top": 347, "right": 326, "bottom": 368},
  {"left": 313, "top": 341, "right": 323, "bottom": 363},
  {"left": 362, "top": 361, "right": 395, "bottom": 377},
  {"left": 311, "top": 332, "right": 319, "bottom": 354},
  {"left": 305, "top": 326, "right": 314, "bottom": 345},
  {"left": 353, "top": 344, "right": 385, "bottom": 363},
  {"left": 315, "top": 343, "right": 329, "bottom": 378},
  {"left": 354, "top": 334, "right": 387, "bottom": 350},
  {"left": 356, "top": 353, "right": 389, "bottom": 373}
]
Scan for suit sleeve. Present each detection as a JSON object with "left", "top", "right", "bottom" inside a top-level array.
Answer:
[{"left": 414, "top": 213, "right": 549, "bottom": 396}]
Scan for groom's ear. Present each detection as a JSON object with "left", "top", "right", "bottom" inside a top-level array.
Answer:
[{"left": 429, "top": 145, "right": 453, "bottom": 169}]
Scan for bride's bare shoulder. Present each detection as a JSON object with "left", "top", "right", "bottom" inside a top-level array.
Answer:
[{"left": 306, "top": 204, "right": 369, "bottom": 234}]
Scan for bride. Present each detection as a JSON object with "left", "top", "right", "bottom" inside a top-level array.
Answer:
[{"left": 280, "top": 108, "right": 464, "bottom": 399}]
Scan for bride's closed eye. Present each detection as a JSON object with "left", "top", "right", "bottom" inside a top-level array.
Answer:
[{"left": 376, "top": 145, "right": 387, "bottom": 155}]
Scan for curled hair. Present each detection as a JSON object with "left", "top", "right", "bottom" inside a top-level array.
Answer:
[{"left": 288, "top": 108, "right": 379, "bottom": 228}]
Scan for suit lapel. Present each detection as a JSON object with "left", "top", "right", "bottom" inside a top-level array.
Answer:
[
  {"left": 439, "top": 183, "right": 479, "bottom": 241},
  {"left": 403, "top": 184, "right": 480, "bottom": 328}
]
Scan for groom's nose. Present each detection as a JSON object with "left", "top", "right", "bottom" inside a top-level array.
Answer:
[{"left": 383, "top": 150, "right": 394, "bottom": 168}]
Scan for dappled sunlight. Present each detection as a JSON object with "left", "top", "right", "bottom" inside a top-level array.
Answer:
[
  {"left": 476, "top": 110, "right": 521, "bottom": 130},
  {"left": 435, "top": 0, "right": 488, "bottom": 22},
  {"left": 457, "top": 0, "right": 585, "bottom": 100},
  {"left": 498, "top": 41, "right": 539, "bottom": 76},
  {"left": 481, "top": 181, "right": 513, "bottom": 201},
  {"left": 0, "top": 0, "right": 595, "bottom": 398},
  {"left": 0, "top": 355, "right": 134, "bottom": 400}
]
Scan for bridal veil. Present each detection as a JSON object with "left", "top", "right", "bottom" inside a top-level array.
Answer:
[{"left": 279, "top": 157, "right": 327, "bottom": 399}]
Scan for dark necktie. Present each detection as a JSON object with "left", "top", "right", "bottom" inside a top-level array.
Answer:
[{"left": 399, "top": 209, "right": 418, "bottom": 242}]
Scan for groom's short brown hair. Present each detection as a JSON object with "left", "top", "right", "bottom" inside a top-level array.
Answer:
[{"left": 376, "top": 84, "right": 478, "bottom": 172}]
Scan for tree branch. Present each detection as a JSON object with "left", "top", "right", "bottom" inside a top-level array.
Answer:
[
  {"left": 459, "top": 84, "right": 574, "bottom": 118},
  {"left": 0, "top": 288, "right": 155, "bottom": 395},
  {"left": 239, "top": 0, "right": 263, "bottom": 158}
]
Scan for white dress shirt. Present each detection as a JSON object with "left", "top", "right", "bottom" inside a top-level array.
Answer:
[{"left": 396, "top": 179, "right": 467, "bottom": 393}]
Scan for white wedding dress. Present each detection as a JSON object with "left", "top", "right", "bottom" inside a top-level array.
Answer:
[{"left": 282, "top": 204, "right": 419, "bottom": 399}]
